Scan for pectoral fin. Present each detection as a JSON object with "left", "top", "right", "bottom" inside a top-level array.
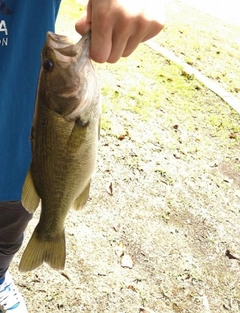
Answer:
[
  {"left": 21, "top": 169, "right": 40, "bottom": 213},
  {"left": 72, "top": 182, "right": 91, "bottom": 210}
]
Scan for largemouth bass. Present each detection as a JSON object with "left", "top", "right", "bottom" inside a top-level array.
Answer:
[{"left": 19, "top": 30, "right": 101, "bottom": 272}]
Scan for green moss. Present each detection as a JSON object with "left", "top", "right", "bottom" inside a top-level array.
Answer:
[{"left": 58, "top": 0, "right": 84, "bottom": 20}]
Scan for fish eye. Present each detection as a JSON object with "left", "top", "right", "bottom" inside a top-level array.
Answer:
[{"left": 43, "top": 59, "right": 54, "bottom": 71}]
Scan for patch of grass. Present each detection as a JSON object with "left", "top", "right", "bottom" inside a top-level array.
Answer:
[
  {"left": 56, "top": 0, "right": 85, "bottom": 39},
  {"left": 99, "top": 43, "right": 240, "bottom": 152},
  {"left": 59, "top": 0, "right": 84, "bottom": 20},
  {"left": 156, "top": 1, "right": 240, "bottom": 100}
]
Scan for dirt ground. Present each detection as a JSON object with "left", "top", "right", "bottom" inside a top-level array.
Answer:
[{"left": 10, "top": 1, "right": 240, "bottom": 312}]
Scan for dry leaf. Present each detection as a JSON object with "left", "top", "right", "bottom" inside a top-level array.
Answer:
[
  {"left": 121, "top": 253, "right": 133, "bottom": 268},
  {"left": 118, "top": 130, "right": 129, "bottom": 140},
  {"left": 61, "top": 272, "right": 71, "bottom": 281},
  {"left": 229, "top": 133, "right": 237, "bottom": 139},
  {"left": 112, "top": 223, "right": 120, "bottom": 232},
  {"left": 128, "top": 285, "right": 136, "bottom": 292},
  {"left": 115, "top": 242, "right": 125, "bottom": 257},
  {"left": 106, "top": 181, "right": 113, "bottom": 196},
  {"left": 139, "top": 307, "right": 156, "bottom": 313},
  {"left": 118, "top": 134, "right": 126, "bottom": 140},
  {"left": 225, "top": 249, "right": 240, "bottom": 261}
]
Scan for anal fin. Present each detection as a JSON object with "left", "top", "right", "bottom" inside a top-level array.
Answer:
[
  {"left": 72, "top": 182, "right": 91, "bottom": 210},
  {"left": 21, "top": 169, "right": 40, "bottom": 213}
]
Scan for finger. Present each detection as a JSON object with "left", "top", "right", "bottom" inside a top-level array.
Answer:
[
  {"left": 89, "top": 9, "right": 113, "bottom": 63},
  {"left": 108, "top": 19, "right": 145, "bottom": 61},
  {"left": 121, "top": 36, "right": 140, "bottom": 58},
  {"left": 106, "top": 29, "right": 129, "bottom": 63},
  {"left": 90, "top": 27, "right": 113, "bottom": 63},
  {"left": 75, "top": 5, "right": 92, "bottom": 36},
  {"left": 103, "top": 14, "right": 140, "bottom": 63},
  {"left": 141, "top": 20, "right": 165, "bottom": 42},
  {"left": 121, "top": 21, "right": 164, "bottom": 58}
]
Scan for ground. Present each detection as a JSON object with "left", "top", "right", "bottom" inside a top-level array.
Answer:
[{"left": 10, "top": 1, "right": 240, "bottom": 312}]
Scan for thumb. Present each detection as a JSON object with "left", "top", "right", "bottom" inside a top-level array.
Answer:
[{"left": 75, "top": 9, "right": 91, "bottom": 36}]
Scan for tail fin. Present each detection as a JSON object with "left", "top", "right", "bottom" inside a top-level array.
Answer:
[{"left": 19, "top": 229, "right": 66, "bottom": 272}]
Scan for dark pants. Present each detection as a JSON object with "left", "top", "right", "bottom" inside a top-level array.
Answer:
[{"left": 0, "top": 201, "right": 32, "bottom": 279}]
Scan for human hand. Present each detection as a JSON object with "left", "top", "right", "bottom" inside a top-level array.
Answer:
[{"left": 75, "top": 0, "right": 165, "bottom": 63}]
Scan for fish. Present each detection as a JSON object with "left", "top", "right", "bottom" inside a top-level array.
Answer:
[{"left": 19, "top": 30, "right": 101, "bottom": 272}]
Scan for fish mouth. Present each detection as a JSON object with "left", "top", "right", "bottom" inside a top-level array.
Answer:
[
  {"left": 43, "top": 30, "right": 92, "bottom": 96},
  {"left": 46, "top": 30, "right": 91, "bottom": 59},
  {"left": 42, "top": 30, "right": 97, "bottom": 120},
  {"left": 45, "top": 33, "right": 73, "bottom": 49}
]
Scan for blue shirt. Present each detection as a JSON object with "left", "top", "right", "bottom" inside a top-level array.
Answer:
[{"left": 0, "top": 0, "right": 61, "bottom": 201}]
